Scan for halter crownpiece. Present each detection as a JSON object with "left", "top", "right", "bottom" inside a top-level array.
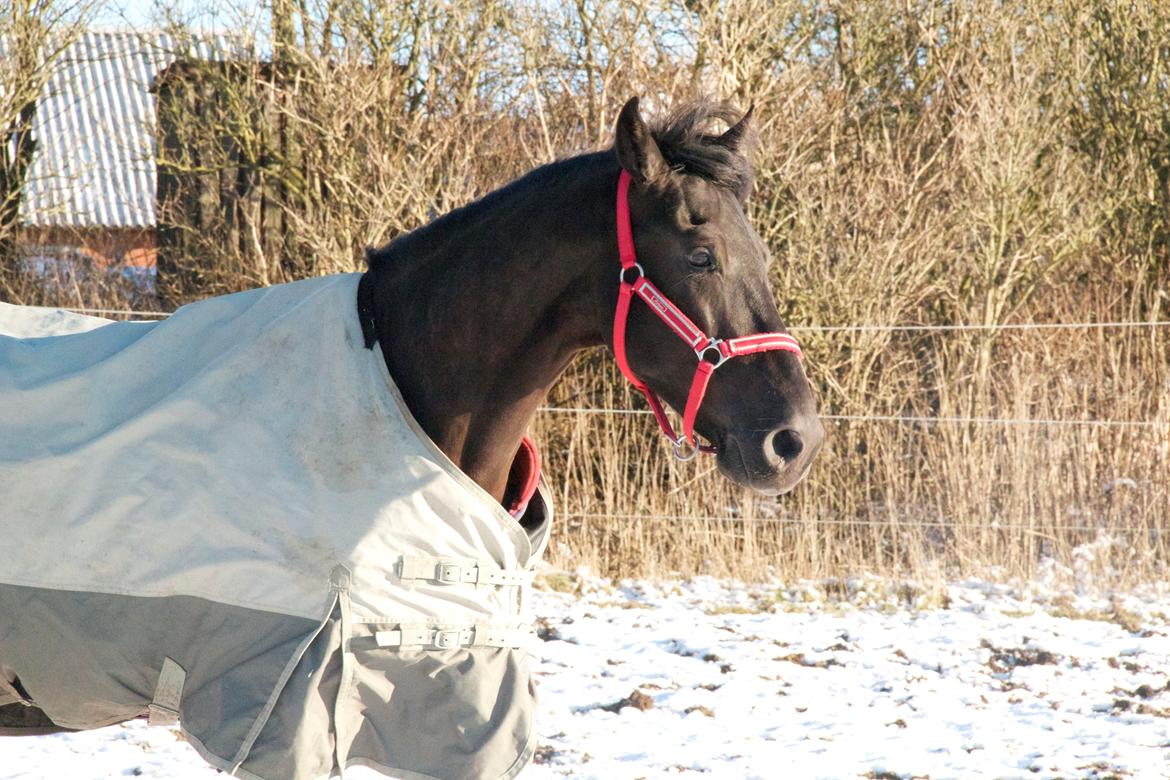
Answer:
[{"left": 611, "top": 168, "right": 803, "bottom": 461}]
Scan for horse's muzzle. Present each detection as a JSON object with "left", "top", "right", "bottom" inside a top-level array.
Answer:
[{"left": 717, "top": 413, "right": 824, "bottom": 495}]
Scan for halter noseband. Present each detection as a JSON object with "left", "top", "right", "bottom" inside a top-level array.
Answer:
[{"left": 611, "top": 169, "right": 803, "bottom": 461}]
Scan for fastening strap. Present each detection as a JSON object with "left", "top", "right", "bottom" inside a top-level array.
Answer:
[
  {"left": 398, "top": 555, "right": 532, "bottom": 587},
  {"left": 374, "top": 624, "right": 531, "bottom": 650},
  {"left": 147, "top": 657, "right": 186, "bottom": 727}
]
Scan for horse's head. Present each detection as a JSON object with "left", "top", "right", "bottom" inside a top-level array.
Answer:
[{"left": 606, "top": 97, "right": 823, "bottom": 495}]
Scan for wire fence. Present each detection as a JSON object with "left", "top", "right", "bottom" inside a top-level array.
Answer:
[
  {"left": 55, "top": 307, "right": 1170, "bottom": 332},
  {"left": 559, "top": 511, "right": 1163, "bottom": 533},
  {"left": 47, "top": 304, "right": 1169, "bottom": 531},
  {"left": 793, "top": 320, "right": 1170, "bottom": 333},
  {"left": 536, "top": 406, "right": 1169, "bottom": 428},
  {"left": 56, "top": 305, "right": 1170, "bottom": 431},
  {"left": 62, "top": 307, "right": 171, "bottom": 318}
]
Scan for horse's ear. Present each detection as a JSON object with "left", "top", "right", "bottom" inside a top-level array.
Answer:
[
  {"left": 714, "top": 104, "right": 754, "bottom": 154},
  {"left": 614, "top": 96, "right": 668, "bottom": 184}
]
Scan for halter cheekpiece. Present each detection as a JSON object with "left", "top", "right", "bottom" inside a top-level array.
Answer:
[{"left": 611, "top": 168, "right": 803, "bottom": 460}]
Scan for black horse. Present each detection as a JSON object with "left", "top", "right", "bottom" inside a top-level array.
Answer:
[
  {"left": 360, "top": 96, "right": 822, "bottom": 508},
  {"left": 0, "top": 97, "right": 822, "bottom": 756}
]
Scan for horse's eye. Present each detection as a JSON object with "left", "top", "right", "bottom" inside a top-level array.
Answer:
[{"left": 688, "top": 247, "right": 715, "bottom": 270}]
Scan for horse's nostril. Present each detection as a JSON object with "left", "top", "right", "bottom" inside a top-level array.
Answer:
[{"left": 770, "top": 429, "right": 804, "bottom": 463}]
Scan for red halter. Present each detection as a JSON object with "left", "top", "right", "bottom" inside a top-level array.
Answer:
[{"left": 612, "top": 169, "right": 803, "bottom": 460}]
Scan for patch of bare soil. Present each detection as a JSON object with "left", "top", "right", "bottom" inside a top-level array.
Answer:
[
  {"left": 774, "top": 652, "right": 844, "bottom": 669},
  {"left": 600, "top": 689, "right": 655, "bottom": 713},
  {"left": 535, "top": 616, "right": 563, "bottom": 642},
  {"left": 980, "top": 640, "right": 1062, "bottom": 673}
]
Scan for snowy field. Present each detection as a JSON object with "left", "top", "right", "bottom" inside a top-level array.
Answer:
[{"left": 2, "top": 574, "right": 1168, "bottom": 780}]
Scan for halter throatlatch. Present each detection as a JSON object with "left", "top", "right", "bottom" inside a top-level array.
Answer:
[{"left": 612, "top": 169, "right": 803, "bottom": 461}]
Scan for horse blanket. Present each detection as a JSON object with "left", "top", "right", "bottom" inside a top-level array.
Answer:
[{"left": 0, "top": 274, "right": 550, "bottom": 780}]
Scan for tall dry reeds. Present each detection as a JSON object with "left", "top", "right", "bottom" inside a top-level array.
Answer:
[{"left": 6, "top": 0, "right": 1169, "bottom": 587}]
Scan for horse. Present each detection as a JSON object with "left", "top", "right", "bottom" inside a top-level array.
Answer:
[
  {"left": 0, "top": 96, "right": 822, "bottom": 779},
  {"left": 360, "top": 96, "right": 822, "bottom": 502}
]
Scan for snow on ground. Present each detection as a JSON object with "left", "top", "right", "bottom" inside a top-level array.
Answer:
[{"left": 2, "top": 574, "right": 1168, "bottom": 780}]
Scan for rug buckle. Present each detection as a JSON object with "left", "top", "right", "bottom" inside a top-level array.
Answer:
[
  {"left": 436, "top": 562, "right": 464, "bottom": 584},
  {"left": 433, "top": 629, "right": 463, "bottom": 649}
]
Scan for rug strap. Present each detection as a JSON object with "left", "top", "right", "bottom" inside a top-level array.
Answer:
[
  {"left": 398, "top": 555, "right": 532, "bottom": 587},
  {"left": 147, "top": 657, "right": 186, "bottom": 727},
  {"left": 372, "top": 624, "right": 531, "bottom": 650}
]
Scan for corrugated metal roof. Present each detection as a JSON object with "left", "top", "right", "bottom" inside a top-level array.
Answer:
[{"left": 19, "top": 31, "right": 229, "bottom": 229}]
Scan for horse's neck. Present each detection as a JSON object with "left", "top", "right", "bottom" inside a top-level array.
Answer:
[{"left": 367, "top": 158, "right": 614, "bottom": 502}]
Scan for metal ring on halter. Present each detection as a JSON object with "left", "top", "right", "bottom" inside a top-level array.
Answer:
[
  {"left": 671, "top": 436, "right": 701, "bottom": 462},
  {"left": 697, "top": 340, "right": 728, "bottom": 369},
  {"left": 619, "top": 263, "right": 645, "bottom": 286}
]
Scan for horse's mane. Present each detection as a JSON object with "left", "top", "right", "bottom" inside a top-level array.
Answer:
[
  {"left": 648, "top": 97, "right": 756, "bottom": 197},
  {"left": 366, "top": 98, "right": 753, "bottom": 270}
]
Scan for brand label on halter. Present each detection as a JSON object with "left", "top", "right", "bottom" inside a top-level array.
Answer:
[{"left": 637, "top": 281, "right": 705, "bottom": 348}]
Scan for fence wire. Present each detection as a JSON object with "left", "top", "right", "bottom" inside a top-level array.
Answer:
[
  {"left": 51, "top": 306, "right": 1170, "bottom": 430},
  {"left": 62, "top": 307, "right": 171, "bottom": 318},
  {"left": 47, "top": 304, "right": 1168, "bottom": 530},
  {"left": 55, "top": 307, "right": 1170, "bottom": 332},
  {"left": 792, "top": 320, "right": 1170, "bottom": 333},
  {"left": 561, "top": 512, "right": 1163, "bottom": 533},
  {"left": 537, "top": 406, "right": 1168, "bottom": 429}
]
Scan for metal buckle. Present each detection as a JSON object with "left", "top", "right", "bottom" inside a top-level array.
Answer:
[
  {"left": 671, "top": 436, "right": 701, "bottom": 462},
  {"left": 435, "top": 563, "right": 463, "bottom": 584},
  {"left": 619, "top": 263, "right": 645, "bottom": 286},
  {"left": 696, "top": 339, "right": 728, "bottom": 368},
  {"left": 433, "top": 629, "right": 462, "bottom": 649}
]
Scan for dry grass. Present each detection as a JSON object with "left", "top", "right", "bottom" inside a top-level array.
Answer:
[{"left": 5, "top": 0, "right": 1169, "bottom": 587}]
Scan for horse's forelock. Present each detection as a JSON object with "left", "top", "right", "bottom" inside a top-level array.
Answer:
[{"left": 649, "top": 97, "right": 756, "bottom": 197}]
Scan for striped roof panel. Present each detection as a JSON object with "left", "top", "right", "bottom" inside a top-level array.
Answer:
[{"left": 19, "top": 31, "right": 228, "bottom": 229}]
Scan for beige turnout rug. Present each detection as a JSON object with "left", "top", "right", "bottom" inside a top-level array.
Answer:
[{"left": 0, "top": 274, "right": 549, "bottom": 780}]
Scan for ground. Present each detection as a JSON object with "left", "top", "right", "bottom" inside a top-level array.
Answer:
[{"left": 1, "top": 574, "right": 1168, "bottom": 779}]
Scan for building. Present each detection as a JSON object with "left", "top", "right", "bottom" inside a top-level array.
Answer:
[{"left": 16, "top": 30, "right": 228, "bottom": 286}]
